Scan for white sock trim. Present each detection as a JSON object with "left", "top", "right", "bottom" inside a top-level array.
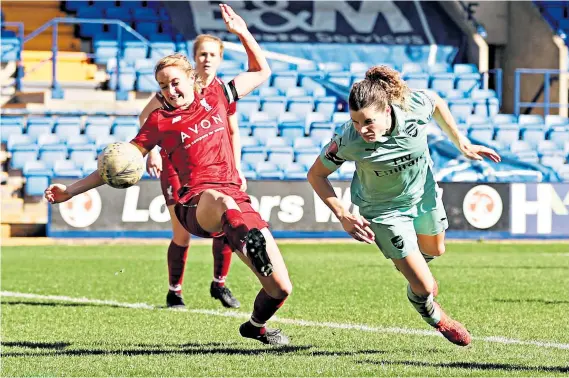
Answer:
[
  {"left": 249, "top": 317, "right": 266, "bottom": 328},
  {"left": 212, "top": 277, "right": 226, "bottom": 283},
  {"left": 169, "top": 284, "right": 182, "bottom": 292}
]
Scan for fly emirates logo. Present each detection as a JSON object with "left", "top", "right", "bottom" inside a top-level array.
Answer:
[{"left": 180, "top": 113, "right": 225, "bottom": 146}]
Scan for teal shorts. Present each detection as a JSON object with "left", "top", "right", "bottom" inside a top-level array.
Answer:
[{"left": 368, "top": 192, "right": 448, "bottom": 260}]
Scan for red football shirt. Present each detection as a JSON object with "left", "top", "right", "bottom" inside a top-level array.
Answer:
[
  {"left": 156, "top": 77, "right": 237, "bottom": 178},
  {"left": 133, "top": 84, "right": 245, "bottom": 202}
]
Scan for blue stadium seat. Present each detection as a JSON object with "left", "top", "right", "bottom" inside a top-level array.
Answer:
[
  {"left": 55, "top": 116, "right": 82, "bottom": 128},
  {"left": 548, "top": 126, "right": 569, "bottom": 148},
  {"left": 402, "top": 62, "right": 424, "bottom": 74},
  {"left": 472, "top": 89, "right": 500, "bottom": 117},
  {"left": 136, "top": 21, "right": 159, "bottom": 39},
  {"left": 295, "top": 151, "right": 319, "bottom": 167},
  {"left": 278, "top": 112, "right": 304, "bottom": 124},
  {"left": 293, "top": 138, "right": 317, "bottom": 152},
  {"left": 219, "top": 60, "right": 243, "bottom": 71},
  {"left": 106, "top": 7, "right": 132, "bottom": 22},
  {"left": 251, "top": 122, "right": 278, "bottom": 143},
  {"left": 93, "top": 39, "right": 119, "bottom": 64},
  {"left": 54, "top": 124, "right": 81, "bottom": 140},
  {"left": 309, "top": 122, "right": 335, "bottom": 142},
  {"left": 440, "top": 89, "right": 466, "bottom": 100},
  {"left": 541, "top": 155, "right": 565, "bottom": 170},
  {"left": 240, "top": 135, "right": 259, "bottom": 148},
  {"left": 265, "top": 137, "right": 289, "bottom": 148},
  {"left": 95, "top": 136, "right": 118, "bottom": 152},
  {"left": 112, "top": 124, "right": 138, "bottom": 141},
  {"left": 288, "top": 97, "right": 315, "bottom": 118},
  {"left": 1, "top": 124, "right": 23, "bottom": 144},
  {"left": 237, "top": 97, "right": 261, "bottom": 117},
  {"left": 150, "top": 42, "right": 176, "bottom": 61},
  {"left": 349, "top": 62, "right": 368, "bottom": 74},
  {"left": 242, "top": 146, "right": 266, "bottom": 165},
  {"left": 133, "top": 7, "right": 160, "bottom": 21},
  {"left": 249, "top": 111, "right": 277, "bottom": 123},
  {"left": 538, "top": 140, "right": 560, "bottom": 156},
  {"left": 545, "top": 115, "right": 569, "bottom": 127},
  {"left": 558, "top": 164, "right": 569, "bottom": 181},
  {"left": 427, "top": 63, "right": 451, "bottom": 74},
  {"left": 510, "top": 141, "right": 532, "bottom": 155},
  {"left": 26, "top": 124, "right": 53, "bottom": 142},
  {"left": 327, "top": 71, "right": 351, "bottom": 87},
  {"left": 66, "top": 135, "right": 91, "bottom": 147},
  {"left": 521, "top": 127, "right": 546, "bottom": 148},
  {"left": 266, "top": 146, "right": 294, "bottom": 167},
  {"left": 493, "top": 114, "right": 517, "bottom": 125},
  {"left": 70, "top": 146, "right": 97, "bottom": 166},
  {"left": 37, "top": 134, "right": 61, "bottom": 147},
  {"left": 7, "top": 134, "right": 35, "bottom": 151},
  {"left": 305, "top": 112, "right": 331, "bottom": 132},
  {"left": 256, "top": 162, "right": 284, "bottom": 180},
  {"left": 137, "top": 69, "right": 157, "bottom": 92},
  {"left": 85, "top": 124, "right": 112, "bottom": 141},
  {"left": 23, "top": 161, "right": 50, "bottom": 176},
  {"left": 319, "top": 62, "right": 345, "bottom": 72},
  {"left": 10, "top": 146, "right": 38, "bottom": 170},
  {"left": 519, "top": 114, "right": 545, "bottom": 126},
  {"left": 123, "top": 41, "right": 148, "bottom": 63},
  {"left": 466, "top": 115, "right": 489, "bottom": 125},
  {"left": 456, "top": 73, "right": 481, "bottom": 91},
  {"left": 258, "top": 87, "right": 282, "bottom": 97},
  {"left": 285, "top": 87, "right": 308, "bottom": 98},
  {"left": 39, "top": 146, "right": 68, "bottom": 169},
  {"left": 272, "top": 71, "right": 298, "bottom": 91},
  {"left": 238, "top": 123, "right": 251, "bottom": 137},
  {"left": 468, "top": 123, "right": 493, "bottom": 142},
  {"left": 430, "top": 73, "right": 455, "bottom": 91},
  {"left": 283, "top": 163, "right": 307, "bottom": 179},
  {"left": 53, "top": 160, "right": 83, "bottom": 177},
  {"left": 449, "top": 99, "right": 474, "bottom": 121},
  {"left": 77, "top": 8, "right": 104, "bottom": 37},
  {"left": 24, "top": 173, "right": 51, "bottom": 196},
  {"left": 261, "top": 96, "right": 287, "bottom": 114},
  {"left": 315, "top": 96, "right": 336, "bottom": 114},
  {"left": 494, "top": 124, "right": 520, "bottom": 144},
  {"left": 454, "top": 64, "right": 478, "bottom": 74},
  {"left": 404, "top": 73, "right": 429, "bottom": 89},
  {"left": 243, "top": 170, "right": 257, "bottom": 180},
  {"left": 300, "top": 77, "right": 326, "bottom": 96},
  {"left": 332, "top": 112, "right": 351, "bottom": 125},
  {"left": 278, "top": 122, "right": 305, "bottom": 145},
  {"left": 268, "top": 60, "right": 294, "bottom": 72}
]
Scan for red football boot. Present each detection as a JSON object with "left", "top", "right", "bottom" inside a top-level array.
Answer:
[{"left": 434, "top": 304, "right": 471, "bottom": 346}]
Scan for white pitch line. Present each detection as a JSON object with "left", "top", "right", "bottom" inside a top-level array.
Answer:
[{"left": 2, "top": 291, "right": 569, "bottom": 351}]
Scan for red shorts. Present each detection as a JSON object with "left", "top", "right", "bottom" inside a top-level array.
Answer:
[
  {"left": 174, "top": 191, "right": 269, "bottom": 238},
  {"left": 160, "top": 152, "right": 181, "bottom": 206}
]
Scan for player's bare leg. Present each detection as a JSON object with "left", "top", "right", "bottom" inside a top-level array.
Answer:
[
  {"left": 234, "top": 228, "right": 292, "bottom": 345},
  {"left": 166, "top": 205, "right": 190, "bottom": 308},
  {"left": 417, "top": 232, "right": 446, "bottom": 296},
  {"left": 393, "top": 251, "right": 471, "bottom": 346},
  {"left": 210, "top": 236, "right": 240, "bottom": 308}
]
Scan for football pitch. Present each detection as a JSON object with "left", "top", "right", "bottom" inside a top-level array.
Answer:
[{"left": 2, "top": 241, "right": 568, "bottom": 376}]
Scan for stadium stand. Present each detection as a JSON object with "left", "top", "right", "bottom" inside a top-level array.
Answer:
[{"left": 1, "top": 0, "right": 568, "bottom": 212}]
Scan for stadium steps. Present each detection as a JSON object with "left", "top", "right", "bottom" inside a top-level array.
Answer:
[
  {"left": 22, "top": 51, "right": 97, "bottom": 82},
  {"left": 1, "top": 0, "right": 81, "bottom": 51}
]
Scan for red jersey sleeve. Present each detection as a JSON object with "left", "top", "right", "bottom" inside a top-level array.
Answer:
[
  {"left": 131, "top": 110, "right": 161, "bottom": 152},
  {"left": 227, "top": 101, "right": 237, "bottom": 116}
]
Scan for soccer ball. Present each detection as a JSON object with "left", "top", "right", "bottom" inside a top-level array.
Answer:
[{"left": 98, "top": 142, "right": 144, "bottom": 189}]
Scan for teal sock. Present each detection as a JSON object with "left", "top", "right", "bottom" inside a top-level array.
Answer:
[{"left": 407, "top": 284, "right": 441, "bottom": 326}]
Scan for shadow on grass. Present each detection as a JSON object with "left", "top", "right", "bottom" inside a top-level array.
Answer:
[
  {"left": 1, "top": 301, "right": 119, "bottom": 309},
  {"left": 358, "top": 359, "right": 569, "bottom": 373},
  {"left": 493, "top": 298, "right": 569, "bottom": 305},
  {"left": 2, "top": 341, "right": 312, "bottom": 357}
]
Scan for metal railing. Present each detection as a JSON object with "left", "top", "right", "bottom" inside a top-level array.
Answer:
[
  {"left": 20, "top": 17, "right": 158, "bottom": 100},
  {"left": 1, "top": 21, "right": 24, "bottom": 91},
  {"left": 514, "top": 68, "right": 569, "bottom": 116}
]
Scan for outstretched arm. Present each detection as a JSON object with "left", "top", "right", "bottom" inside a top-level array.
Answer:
[
  {"left": 307, "top": 158, "right": 374, "bottom": 244},
  {"left": 429, "top": 90, "right": 501, "bottom": 163},
  {"left": 220, "top": 4, "right": 271, "bottom": 98},
  {"left": 139, "top": 95, "right": 163, "bottom": 177}
]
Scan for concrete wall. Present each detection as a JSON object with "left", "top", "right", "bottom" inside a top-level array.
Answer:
[{"left": 501, "top": 1, "right": 560, "bottom": 114}]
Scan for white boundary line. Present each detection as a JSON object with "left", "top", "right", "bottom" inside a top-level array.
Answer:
[{"left": 2, "top": 291, "right": 569, "bottom": 351}]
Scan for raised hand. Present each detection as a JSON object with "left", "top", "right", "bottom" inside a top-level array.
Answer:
[
  {"left": 339, "top": 213, "right": 375, "bottom": 244},
  {"left": 219, "top": 3, "right": 248, "bottom": 36},
  {"left": 44, "top": 183, "right": 73, "bottom": 204}
]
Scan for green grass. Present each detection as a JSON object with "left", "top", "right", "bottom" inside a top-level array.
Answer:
[{"left": 2, "top": 242, "right": 569, "bottom": 376}]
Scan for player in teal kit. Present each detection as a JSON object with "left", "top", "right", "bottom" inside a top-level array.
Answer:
[{"left": 308, "top": 65, "right": 501, "bottom": 346}]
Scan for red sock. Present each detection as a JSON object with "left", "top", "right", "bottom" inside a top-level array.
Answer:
[
  {"left": 212, "top": 236, "right": 232, "bottom": 287},
  {"left": 251, "top": 289, "right": 287, "bottom": 325},
  {"left": 168, "top": 241, "right": 188, "bottom": 292},
  {"left": 221, "top": 209, "right": 249, "bottom": 253}
]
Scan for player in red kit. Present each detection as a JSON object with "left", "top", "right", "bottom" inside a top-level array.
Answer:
[
  {"left": 44, "top": 4, "right": 292, "bottom": 345},
  {"left": 140, "top": 34, "right": 244, "bottom": 310}
]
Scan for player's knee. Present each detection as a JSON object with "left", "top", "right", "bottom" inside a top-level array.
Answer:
[
  {"left": 268, "top": 281, "right": 292, "bottom": 299},
  {"left": 424, "top": 243, "right": 445, "bottom": 256},
  {"left": 172, "top": 231, "right": 190, "bottom": 247}
]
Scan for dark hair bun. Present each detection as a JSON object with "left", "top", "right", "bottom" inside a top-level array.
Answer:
[{"left": 365, "top": 65, "right": 399, "bottom": 84}]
